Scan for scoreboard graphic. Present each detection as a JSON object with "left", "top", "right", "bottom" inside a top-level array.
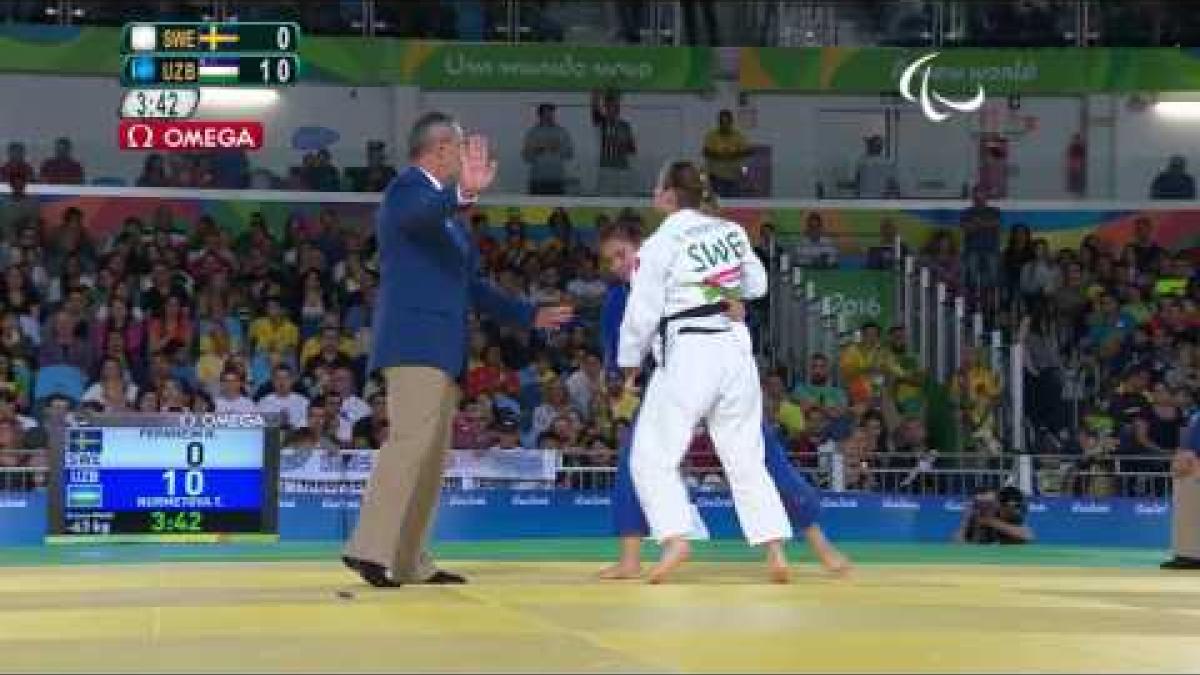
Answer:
[
  {"left": 47, "top": 413, "right": 283, "bottom": 544},
  {"left": 117, "top": 22, "right": 298, "bottom": 151},
  {"left": 120, "top": 22, "right": 299, "bottom": 87}
]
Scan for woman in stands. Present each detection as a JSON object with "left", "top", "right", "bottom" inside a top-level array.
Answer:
[
  {"left": 81, "top": 356, "right": 138, "bottom": 412},
  {"left": 595, "top": 199, "right": 851, "bottom": 580}
]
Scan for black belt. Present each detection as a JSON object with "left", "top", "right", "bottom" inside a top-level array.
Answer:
[{"left": 655, "top": 301, "right": 729, "bottom": 368}]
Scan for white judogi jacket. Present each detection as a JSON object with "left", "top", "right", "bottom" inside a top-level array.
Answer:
[{"left": 617, "top": 208, "right": 767, "bottom": 369}]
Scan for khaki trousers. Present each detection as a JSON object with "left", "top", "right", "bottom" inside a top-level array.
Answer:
[
  {"left": 343, "top": 366, "right": 458, "bottom": 582},
  {"left": 1173, "top": 474, "right": 1200, "bottom": 560}
]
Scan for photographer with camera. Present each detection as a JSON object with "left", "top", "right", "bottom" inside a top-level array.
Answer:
[{"left": 954, "top": 486, "right": 1035, "bottom": 545}]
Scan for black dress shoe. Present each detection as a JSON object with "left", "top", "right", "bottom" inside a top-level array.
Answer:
[
  {"left": 422, "top": 569, "right": 467, "bottom": 585},
  {"left": 1160, "top": 556, "right": 1200, "bottom": 570},
  {"left": 342, "top": 556, "right": 404, "bottom": 587}
]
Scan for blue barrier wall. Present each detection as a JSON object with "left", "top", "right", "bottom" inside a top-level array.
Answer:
[{"left": 0, "top": 489, "right": 1171, "bottom": 548}]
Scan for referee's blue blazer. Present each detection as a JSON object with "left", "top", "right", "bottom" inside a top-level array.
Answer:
[{"left": 370, "top": 166, "right": 534, "bottom": 379}]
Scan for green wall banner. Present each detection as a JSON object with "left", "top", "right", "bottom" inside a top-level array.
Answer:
[
  {"left": 378, "top": 41, "right": 713, "bottom": 90},
  {"left": 802, "top": 269, "right": 896, "bottom": 331},
  {"left": 0, "top": 26, "right": 712, "bottom": 90},
  {"left": 740, "top": 47, "right": 1200, "bottom": 94},
  {"left": 6, "top": 27, "right": 1198, "bottom": 94}
]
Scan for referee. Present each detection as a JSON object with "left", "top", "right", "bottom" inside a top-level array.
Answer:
[{"left": 1163, "top": 412, "right": 1200, "bottom": 569}]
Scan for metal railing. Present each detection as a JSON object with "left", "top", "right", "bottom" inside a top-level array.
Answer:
[
  {"left": 1031, "top": 453, "right": 1174, "bottom": 499},
  {"left": 540, "top": 450, "right": 1175, "bottom": 499},
  {"left": 0, "top": 463, "right": 47, "bottom": 491}
]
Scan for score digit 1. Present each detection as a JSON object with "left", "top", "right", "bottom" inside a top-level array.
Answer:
[
  {"left": 162, "top": 441, "right": 206, "bottom": 497},
  {"left": 259, "top": 56, "right": 292, "bottom": 84}
]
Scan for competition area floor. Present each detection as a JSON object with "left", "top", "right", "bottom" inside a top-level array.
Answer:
[{"left": 0, "top": 540, "right": 1197, "bottom": 673}]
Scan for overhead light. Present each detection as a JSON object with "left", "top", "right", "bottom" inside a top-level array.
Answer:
[
  {"left": 199, "top": 88, "right": 280, "bottom": 109},
  {"left": 1154, "top": 101, "right": 1200, "bottom": 118}
]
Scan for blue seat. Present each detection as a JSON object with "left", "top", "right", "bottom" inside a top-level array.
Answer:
[{"left": 33, "top": 364, "right": 85, "bottom": 403}]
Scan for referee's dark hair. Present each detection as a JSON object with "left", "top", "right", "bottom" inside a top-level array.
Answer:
[{"left": 407, "top": 111, "right": 459, "bottom": 160}]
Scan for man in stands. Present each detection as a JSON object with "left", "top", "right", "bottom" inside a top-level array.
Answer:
[
  {"left": 256, "top": 364, "right": 309, "bottom": 430},
  {"left": 0, "top": 142, "right": 33, "bottom": 185},
  {"left": 351, "top": 390, "right": 389, "bottom": 449},
  {"left": 213, "top": 367, "right": 256, "bottom": 414},
  {"left": 522, "top": 102, "right": 574, "bottom": 195},
  {"left": 591, "top": 89, "right": 637, "bottom": 196},
  {"left": 702, "top": 109, "right": 750, "bottom": 198},
  {"left": 331, "top": 365, "right": 370, "bottom": 446},
  {"left": 792, "top": 353, "right": 848, "bottom": 419},
  {"left": 1129, "top": 216, "right": 1166, "bottom": 274},
  {"left": 249, "top": 296, "right": 300, "bottom": 357},
  {"left": 288, "top": 397, "right": 341, "bottom": 451},
  {"left": 1085, "top": 292, "right": 1137, "bottom": 376},
  {"left": 960, "top": 184, "right": 1002, "bottom": 313},
  {"left": 361, "top": 140, "right": 397, "bottom": 192},
  {"left": 39, "top": 137, "right": 84, "bottom": 185},
  {"left": 565, "top": 349, "right": 605, "bottom": 421},
  {"left": 0, "top": 173, "right": 37, "bottom": 238},
  {"left": 854, "top": 134, "right": 899, "bottom": 199},
  {"left": 38, "top": 310, "right": 92, "bottom": 373},
  {"left": 865, "top": 218, "right": 908, "bottom": 270},
  {"left": 792, "top": 213, "right": 838, "bottom": 268},
  {"left": 884, "top": 325, "right": 927, "bottom": 419},
  {"left": 840, "top": 322, "right": 887, "bottom": 406},
  {"left": 1150, "top": 155, "right": 1196, "bottom": 200}
]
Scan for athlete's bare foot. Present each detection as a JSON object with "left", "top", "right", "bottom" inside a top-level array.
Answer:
[
  {"left": 818, "top": 549, "right": 853, "bottom": 578},
  {"left": 597, "top": 562, "right": 642, "bottom": 580},
  {"left": 765, "top": 540, "right": 791, "bottom": 584},
  {"left": 647, "top": 537, "right": 691, "bottom": 584},
  {"left": 599, "top": 536, "right": 643, "bottom": 580},
  {"left": 804, "top": 525, "right": 852, "bottom": 578}
]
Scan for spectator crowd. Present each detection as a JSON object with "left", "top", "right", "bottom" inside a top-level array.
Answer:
[
  {"left": 0, "top": 152, "right": 1197, "bottom": 500},
  {"left": 0, "top": 191, "right": 649, "bottom": 489},
  {"left": 777, "top": 194, "right": 1199, "bottom": 498}
]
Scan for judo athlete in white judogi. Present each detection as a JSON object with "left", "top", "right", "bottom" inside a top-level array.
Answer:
[{"left": 617, "top": 160, "right": 793, "bottom": 583}]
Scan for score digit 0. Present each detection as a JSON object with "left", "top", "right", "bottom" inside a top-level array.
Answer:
[
  {"left": 186, "top": 441, "right": 205, "bottom": 467},
  {"left": 259, "top": 56, "right": 292, "bottom": 84},
  {"left": 276, "top": 25, "right": 292, "bottom": 50}
]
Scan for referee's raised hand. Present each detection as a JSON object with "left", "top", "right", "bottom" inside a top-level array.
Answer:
[{"left": 459, "top": 133, "right": 497, "bottom": 197}]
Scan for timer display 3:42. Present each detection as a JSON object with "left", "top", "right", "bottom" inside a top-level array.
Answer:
[{"left": 150, "top": 510, "right": 204, "bottom": 533}]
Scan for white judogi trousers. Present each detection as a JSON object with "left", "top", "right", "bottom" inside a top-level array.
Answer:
[{"left": 629, "top": 327, "right": 792, "bottom": 546}]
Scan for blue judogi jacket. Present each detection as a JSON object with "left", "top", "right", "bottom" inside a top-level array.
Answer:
[{"left": 600, "top": 282, "right": 629, "bottom": 377}]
